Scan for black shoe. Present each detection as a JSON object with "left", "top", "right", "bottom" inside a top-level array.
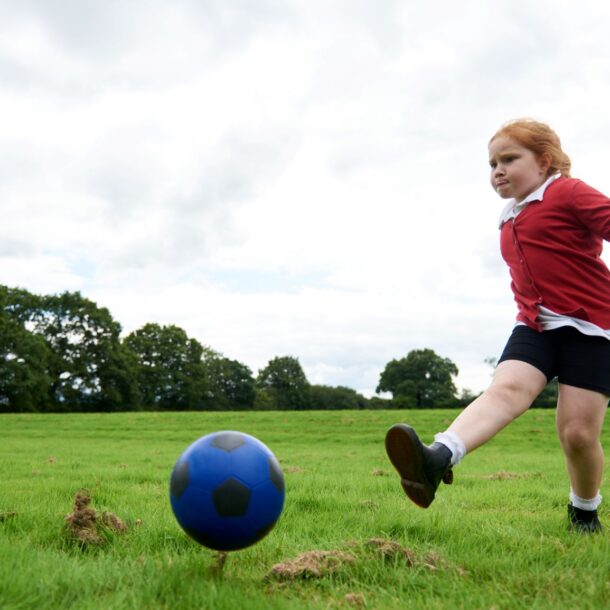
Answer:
[
  {"left": 567, "top": 503, "right": 602, "bottom": 533},
  {"left": 385, "top": 424, "right": 453, "bottom": 508}
]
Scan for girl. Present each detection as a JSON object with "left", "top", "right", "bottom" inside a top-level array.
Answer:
[{"left": 385, "top": 118, "right": 610, "bottom": 532}]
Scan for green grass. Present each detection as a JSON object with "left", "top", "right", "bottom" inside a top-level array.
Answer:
[{"left": 1, "top": 409, "right": 609, "bottom": 609}]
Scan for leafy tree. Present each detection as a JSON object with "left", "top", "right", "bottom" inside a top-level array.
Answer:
[
  {"left": 124, "top": 323, "right": 208, "bottom": 410},
  {"left": 252, "top": 387, "right": 276, "bottom": 410},
  {"left": 368, "top": 395, "right": 393, "bottom": 410},
  {"left": 309, "top": 385, "right": 369, "bottom": 410},
  {"left": 256, "top": 356, "right": 311, "bottom": 410},
  {"left": 203, "top": 355, "right": 256, "bottom": 410},
  {"left": 377, "top": 348, "right": 458, "bottom": 408},
  {"left": 0, "top": 312, "right": 52, "bottom": 412},
  {"left": 533, "top": 379, "right": 558, "bottom": 408},
  {"left": 0, "top": 285, "right": 41, "bottom": 324},
  {"left": 1, "top": 286, "right": 138, "bottom": 411},
  {"left": 96, "top": 343, "right": 142, "bottom": 411},
  {"left": 29, "top": 291, "right": 140, "bottom": 411},
  {"left": 455, "top": 388, "right": 481, "bottom": 408}
]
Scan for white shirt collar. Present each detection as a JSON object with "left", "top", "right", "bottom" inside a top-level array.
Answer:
[{"left": 498, "top": 173, "right": 561, "bottom": 228}]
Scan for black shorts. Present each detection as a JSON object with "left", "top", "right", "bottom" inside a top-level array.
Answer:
[{"left": 498, "top": 325, "right": 610, "bottom": 396}]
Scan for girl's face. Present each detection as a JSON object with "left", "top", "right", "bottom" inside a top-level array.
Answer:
[{"left": 488, "top": 136, "right": 549, "bottom": 203}]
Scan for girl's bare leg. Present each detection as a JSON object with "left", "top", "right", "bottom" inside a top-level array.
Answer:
[
  {"left": 556, "top": 384, "right": 608, "bottom": 500},
  {"left": 447, "top": 360, "right": 548, "bottom": 453}
]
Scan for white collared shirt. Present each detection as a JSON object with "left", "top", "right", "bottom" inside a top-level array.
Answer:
[{"left": 498, "top": 173, "right": 561, "bottom": 228}]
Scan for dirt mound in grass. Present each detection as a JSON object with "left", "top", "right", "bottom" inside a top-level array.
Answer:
[
  {"left": 365, "top": 537, "right": 418, "bottom": 565},
  {"left": 484, "top": 471, "right": 542, "bottom": 481},
  {"left": 344, "top": 592, "right": 366, "bottom": 607},
  {"left": 371, "top": 468, "right": 389, "bottom": 476},
  {"left": 365, "top": 537, "right": 453, "bottom": 571},
  {"left": 267, "top": 550, "right": 356, "bottom": 581},
  {"left": 64, "top": 489, "right": 127, "bottom": 546},
  {"left": 266, "top": 537, "right": 466, "bottom": 588}
]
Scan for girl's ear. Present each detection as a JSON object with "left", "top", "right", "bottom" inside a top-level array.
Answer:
[{"left": 539, "top": 152, "right": 552, "bottom": 175}]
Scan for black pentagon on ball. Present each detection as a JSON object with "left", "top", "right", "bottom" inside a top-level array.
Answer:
[
  {"left": 268, "top": 457, "right": 285, "bottom": 493},
  {"left": 170, "top": 461, "right": 190, "bottom": 499},
  {"left": 211, "top": 432, "right": 247, "bottom": 452},
  {"left": 212, "top": 477, "right": 251, "bottom": 517}
]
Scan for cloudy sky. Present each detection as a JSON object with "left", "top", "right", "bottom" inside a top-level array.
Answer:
[{"left": 3, "top": 0, "right": 610, "bottom": 397}]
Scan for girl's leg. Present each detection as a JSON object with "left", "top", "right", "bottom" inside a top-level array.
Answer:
[
  {"left": 446, "top": 359, "right": 548, "bottom": 453},
  {"left": 555, "top": 384, "right": 608, "bottom": 500},
  {"left": 385, "top": 359, "right": 548, "bottom": 508}
]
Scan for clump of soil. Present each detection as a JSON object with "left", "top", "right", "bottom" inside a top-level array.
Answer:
[
  {"left": 266, "top": 537, "right": 466, "bottom": 590},
  {"left": 64, "top": 489, "right": 127, "bottom": 546},
  {"left": 371, "top": 469, "right": 389, "bottom": 477},
  {"left": 484, "top": 471, "right": 541, "bottom": 481},
  {"left": 364, "top": 538, "right": 452, "bottom": 572},
  {"left": 484, "top": 471, "right": 521, "bottom": 480},
  {"left": 344, "top": 592, "right": 366, "bottom": 607},
  {"left": 365, "top": 537, "right": 417, "bottom": 566},
  {"left": 267, "top": 550, "right": 356, "bottom": 581},
  {"left": 284, "top": 466, "right": 305, "bottom": 474}
]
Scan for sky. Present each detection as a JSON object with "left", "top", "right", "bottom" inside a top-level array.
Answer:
[{"left": 3, "top": 0, "right": 610, "bottom": 398}]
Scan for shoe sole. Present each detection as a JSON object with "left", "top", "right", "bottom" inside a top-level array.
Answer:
[{"left": 385, "top": 424, "right": 434, "bottom": 508}]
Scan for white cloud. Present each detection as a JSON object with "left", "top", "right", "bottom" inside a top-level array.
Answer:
[{"left": 2, "top": 0, "right": 610, "bottom": 397}]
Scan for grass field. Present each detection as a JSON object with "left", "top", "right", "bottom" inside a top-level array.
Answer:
[{"left": 1, "top": 409, "right": 609, "bottom": 610}]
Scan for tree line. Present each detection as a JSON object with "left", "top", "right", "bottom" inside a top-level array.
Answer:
[
  {"left": 0, "top": 284, "right": 557, "bottom": 412},
  {"left": 0, "top": 285, "right": 374, "bottom": 412}
]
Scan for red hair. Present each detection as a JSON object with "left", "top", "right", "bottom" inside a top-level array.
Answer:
[{"left": 489, "top": 119, "right": 571, "bottom": 178}]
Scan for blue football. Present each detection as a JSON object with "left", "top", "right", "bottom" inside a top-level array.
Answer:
[{"left": 169, "top": 431, "right": 285, "bottom": 551}]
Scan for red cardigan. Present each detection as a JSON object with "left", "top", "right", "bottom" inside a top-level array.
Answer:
[{"left": 500, "top": 177, "right": 610, "bottom": 331}]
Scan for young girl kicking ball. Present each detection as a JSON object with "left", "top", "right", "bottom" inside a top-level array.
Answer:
[{"left": 386, "top": 118, "right": 610, "bottom": 532}]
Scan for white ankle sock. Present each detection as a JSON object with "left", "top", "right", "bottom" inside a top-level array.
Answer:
[
  {"left": 570, "top": 489, "right": 602, "bottom": 511},
  {"left": 434, "top": 431, "right": 467, "bottom": 466}
]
